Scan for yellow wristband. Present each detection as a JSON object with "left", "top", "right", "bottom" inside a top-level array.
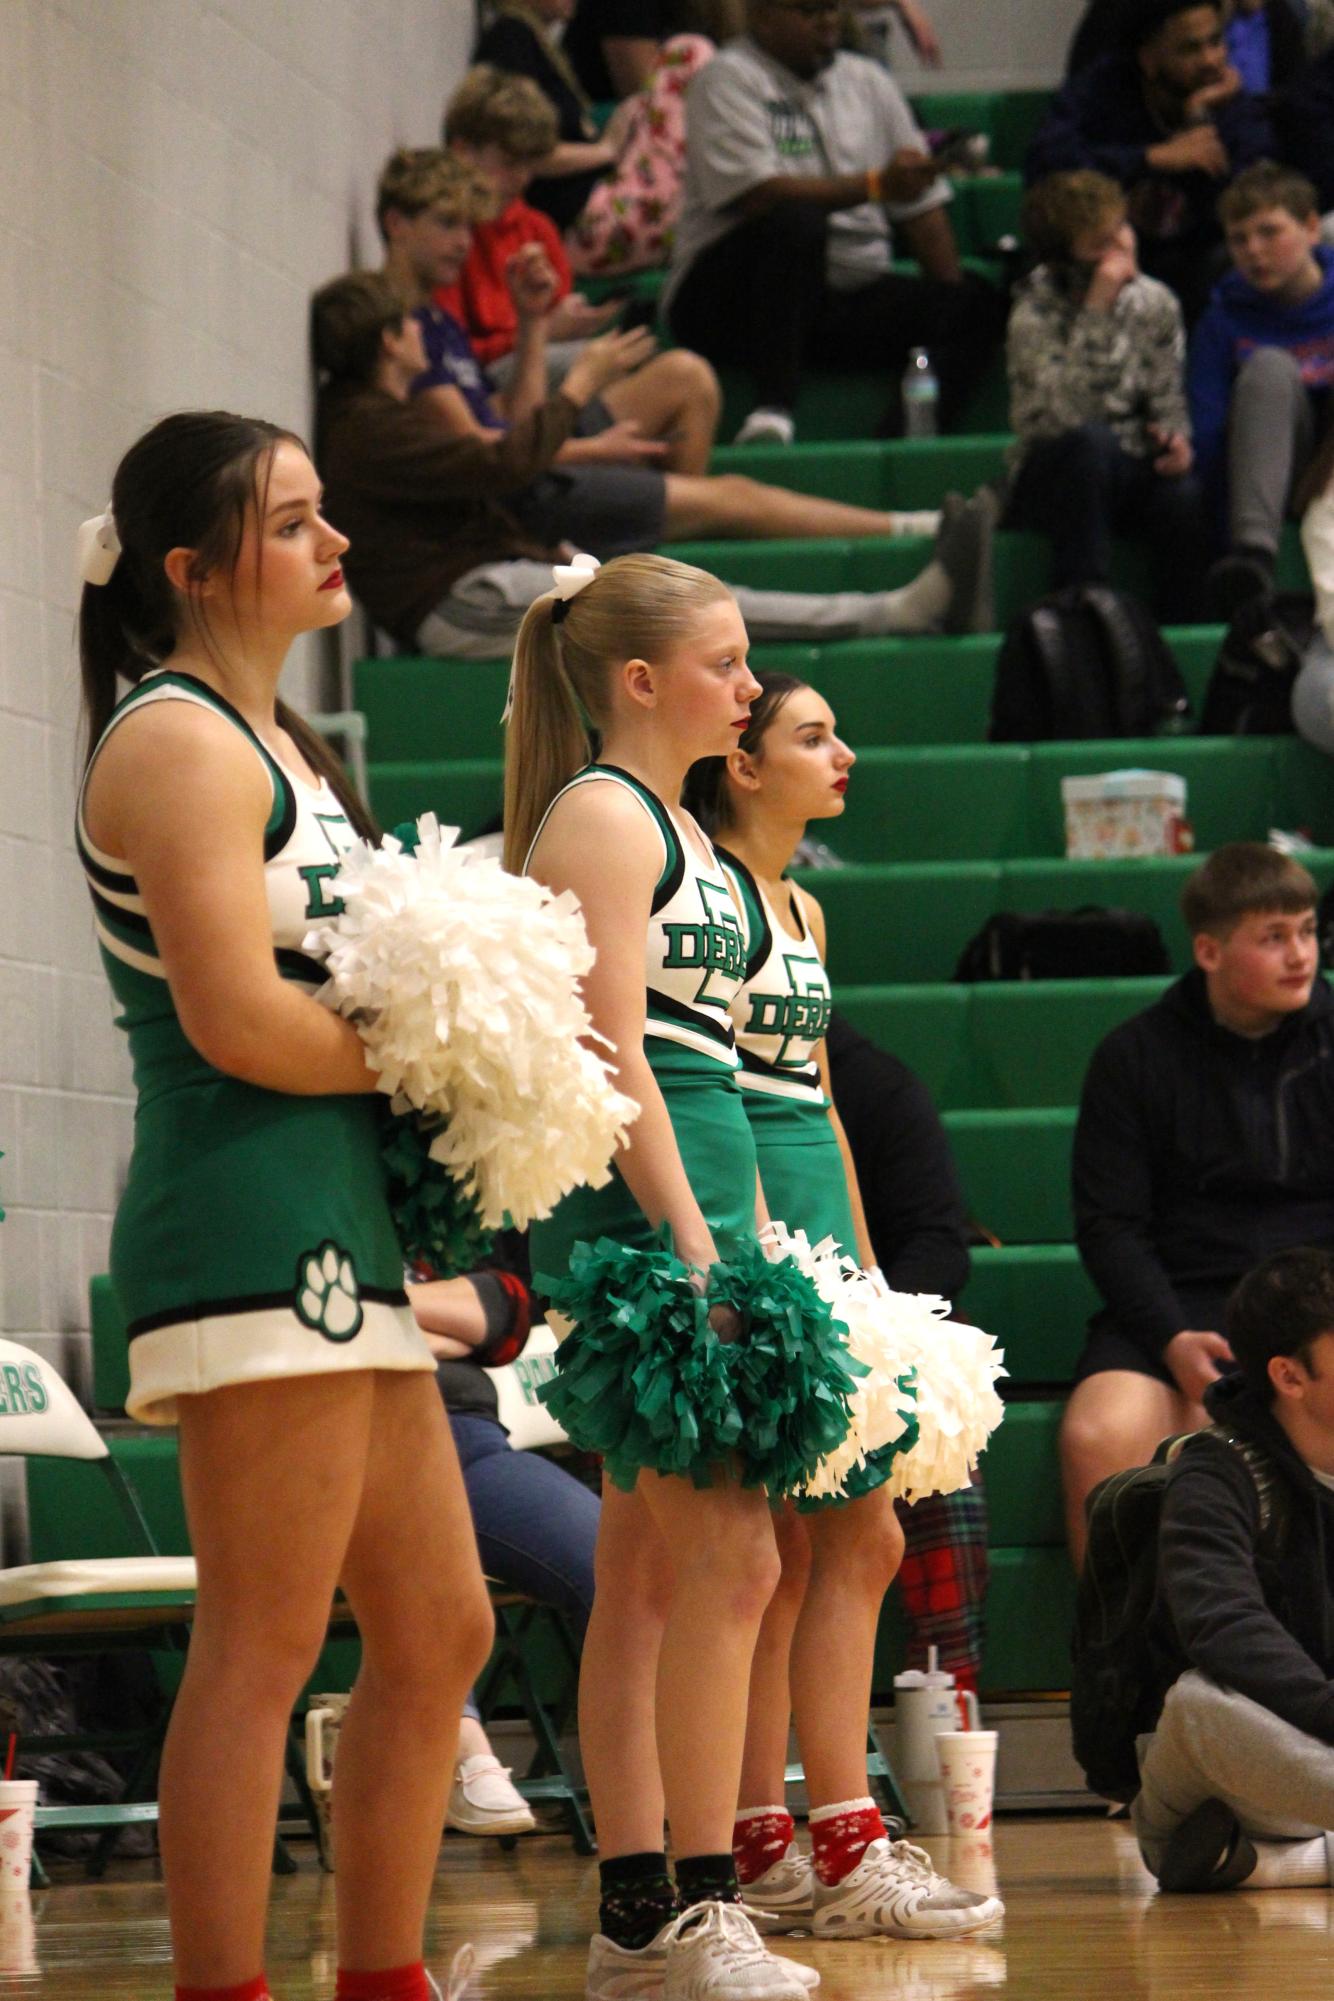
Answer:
[{"left": 866, "top": 167, "right": 884, "bottom": 204}]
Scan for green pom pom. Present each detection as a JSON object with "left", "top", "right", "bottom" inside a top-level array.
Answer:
[
  {"left": 381, "top": 1112, "right": 493, "bottom": 1275},
  {"left": 536, "top": 1236, "right": 743, "bottom": 1491},
  {"left": 708, "top": 1239, "right": 866, "bottom": 1498}
]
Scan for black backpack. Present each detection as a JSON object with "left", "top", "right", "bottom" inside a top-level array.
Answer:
[
  {"left": 1070, "top": 1425, "right": 1289, "bottom": 1802},
  {"left": 1198, "top": 592, "right": 1317, "bottom": 736},
  {"left": 989, "top": 585, "right": 1191, "bottom": 742},
  {"left": 953, "top": 905, "right": 1170, "bottom": 982}
]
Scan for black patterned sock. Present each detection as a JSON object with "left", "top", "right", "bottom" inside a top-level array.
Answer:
[
  {"left": 598, "top": 1851, "right": 679, "bottom": 1950},
  {"left": 675, "top": 1852, "right": 742, "bottom": 1911}
]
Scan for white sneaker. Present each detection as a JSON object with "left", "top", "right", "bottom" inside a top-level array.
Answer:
[
  {"left": 445, "top": 1753, "right": 537, "bottom": 1837},
  {"left": 740, "top": 1844, "right": 814, "bottom": 1934},
  {"left": 663, "top": 1902, "right": 817, "bottom": 1998},
  {"left": 812, "top": 1837, "right": 1004, "bottom": 1940},
  {"left": 733, "top": 408, "right": 796, "bottom": 446},
  {"left": 586, "top": 1917, "right": 675, "bottom": 2000}
]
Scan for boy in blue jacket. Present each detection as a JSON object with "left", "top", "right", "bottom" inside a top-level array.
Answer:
[{"left": 1188, "top": 161, "right": 1334, "bottom": 614}]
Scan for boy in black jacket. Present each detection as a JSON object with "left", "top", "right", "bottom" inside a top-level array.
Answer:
[
  {"left": 1135, "top": 1247, "right": 1334, "bottom": 1893},
  {"left": 1060, "top": 842, "right": 1334, "bottom": 1563}
]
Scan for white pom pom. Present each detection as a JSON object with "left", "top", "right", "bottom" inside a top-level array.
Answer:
[
  {"left": 763, "top": 1224, "right": 1006, "bottom": 1504},
  {"left": 305, "top": 815, "right": 639, "bottom": 1229}
]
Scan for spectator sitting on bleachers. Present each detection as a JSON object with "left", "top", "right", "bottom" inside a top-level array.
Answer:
[
  {"left": 1004, "top": 169, "right": 1210, "bottom": 622},
  {"left": 663, "top": 0, "right": 1006, "bottom": 445},
  {"left": 311, "top": 269, "right": 994, "bottom": 656},
  {"left": 1066, "top": 0, "right": 1308, "bottom": 90},
  {"left": 382, "top": 146, "right": 721, "bottom": 478},
  {"left": 1059, "top": 842, "right": 1334, "bottom": 1568},
  {"left": 1133, "top": 1247, "right": 1334, "bottom": 1894},
  {"left": 825, "top": 1009, "right": 990, "bottom": 1694},
  {"left": 374, "top": 149, "right": 992, "bottom": 561},
  {"left": 1028, "top": 0, "right": 1275, "bottom": 324},
  {"left": 406, "top": 1251, "right": 599, "bottom": 1839},
  {"left": 1189, "top": 161, "right": 1334, "bottom": 614}
]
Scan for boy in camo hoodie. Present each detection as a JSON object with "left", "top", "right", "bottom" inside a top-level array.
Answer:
[{"left": 1003, "top": 169, "right": 1210, "bottom": 622}]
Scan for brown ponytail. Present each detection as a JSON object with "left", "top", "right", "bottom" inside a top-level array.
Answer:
[{"left": 502, "top": 551, "right": 734, "bottom": 874}]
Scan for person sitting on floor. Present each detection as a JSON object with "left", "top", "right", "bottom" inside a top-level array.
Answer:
[
  {"left": 310, "top": 267, "right": 994, "bottom": 657},
  {"left": 1059, "top": 841, "right": 1334, "bottom": 1569},
  {"left": 1188, "top": 160, "right": 1334, "bottom": 614},
  {"left": 1004, "top": 169, "right": 1210, "bottom": 623},
  {"left": 1027, "top": 0, "right": 1275, "bottom": 324},
  {"left": 1134, "top": 1247, "right": 1334, "bottom": 1894},
  {"left": 663, "top": 0, "right": 1005, "bottom": 443}
]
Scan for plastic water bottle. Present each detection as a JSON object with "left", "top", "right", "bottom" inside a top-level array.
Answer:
[{"left": 902, "top": 347, "right": 939, "bottom": 439}]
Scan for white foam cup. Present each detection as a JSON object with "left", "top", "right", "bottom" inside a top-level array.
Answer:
[
  {"left": 0, "top": 1783, "right": 37, "bottom": 1889},
  {"left": 934, "top": 1729, "right": 998, "bottom": 1835},
  {"left": 0, "top": 1882, "right": 35, "bottom": 1973}
]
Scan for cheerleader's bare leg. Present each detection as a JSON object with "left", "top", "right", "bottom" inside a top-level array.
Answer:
[
  {"left": 576, "top": 1483, "right": 674, "bottom": 1857},
  {"left": 737, "top": 1506, "right": 812, "bottom": 1812},
  {"left": 158, "top": 1369, "right": 490, "bottom": 1987},
  {"left": 332, "top": 1370, "right": 495, "bottom": 1970},
  {"left": 789, "top": 1488, "right": 905, "bottom": 1807}
]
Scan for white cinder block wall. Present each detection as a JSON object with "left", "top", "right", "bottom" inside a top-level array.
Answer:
[
  {"left": 889, "top": 0, "right": 1087, "bottom": 91},
  {"left": 0, "top": 0, "right": 1073, "bottom": 1410}
]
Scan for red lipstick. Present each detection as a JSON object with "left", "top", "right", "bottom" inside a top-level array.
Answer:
[{"left": 318, "top": 568, "right": 344, "bottom": 592}]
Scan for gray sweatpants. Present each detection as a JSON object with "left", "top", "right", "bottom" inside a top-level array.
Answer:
[
  {"left": 1227, "top": 346, "right": 1318, "bottom": 556},
  {"left": 1133, "top": 1670, "right": 1334, "bottom": 1872},
  {"left": 416, "top": 558, "right": 939, "bottom": 658}
]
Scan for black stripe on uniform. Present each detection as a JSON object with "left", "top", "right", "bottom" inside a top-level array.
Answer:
[
  {"left": 591, "top": 763, "right": 686, "bottom": 914},
  {"left": 75, "top": 827, "right": 137, "bottom": 895},
  {"left": 89, "top": 884, "right": 155, "bottom": 942},
  {"left": 127, "top": 1282, "right": 409, "bottom": 1341},
  {"left": 648, "top": 986, "right": 736, "bottom": 1049},
  {"left": 715, "top": 845, "right": 770, "bottom": 983}
]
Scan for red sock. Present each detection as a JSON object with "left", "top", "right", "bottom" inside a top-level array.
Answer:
[
  {"left": 732, "top": 1804, "right": 795, "bottom": 1885},
  {"left": 810, "top": 1797, "right": 886, "bottom": 1887},
  {"left": 175, "top": 1982, "right": 269, "bottom": 2001},
  {"left": 335, "top": 1966, "right": 431, "bottom": 2001}
]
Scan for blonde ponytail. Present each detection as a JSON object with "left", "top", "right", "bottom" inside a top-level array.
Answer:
[
  {"left": 502, "top": 594, "right": 592, "bottom": 873},
  {"left": 503, "top": 552, "right": 735, "bottom": 875}
]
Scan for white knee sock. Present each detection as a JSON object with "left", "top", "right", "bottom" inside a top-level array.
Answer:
[{"left": 1242, "top": 1834, "right": 1331, "bottom": 1887}]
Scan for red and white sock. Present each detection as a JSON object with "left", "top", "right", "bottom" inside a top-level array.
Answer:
[
  {"left": 732, "top": 1804, "right": 795, "bottom": 1885},
  {"left": 810, "top": 1796, "right": 886, "bottom": 1887},
  {"left": 335, "top": 1964, "right": 432, "bottom": 2001},
  {"left": 175, "top": 1981, "right": 270, "bottom": 2001}
]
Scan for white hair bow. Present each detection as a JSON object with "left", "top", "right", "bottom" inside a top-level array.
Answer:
[
  {"left": 551, "top": 551, "right": 600, "bottom": 603},
  {"left": 76, "top": 507, "right": 121, "bottom": 587},
  {"left": 501, "top": 552, "right": 602, "bottom": 723}
]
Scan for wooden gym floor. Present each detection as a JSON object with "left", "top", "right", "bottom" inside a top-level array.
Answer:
[{"left": 13, "top": 1816, "right": 1334, "bottom": 1999}]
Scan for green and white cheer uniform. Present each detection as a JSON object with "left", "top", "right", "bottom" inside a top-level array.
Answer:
[
  {"left": 77, "top": 671, "right": 432, "bottom": 1424},
  {"left": 719, "top": 846, "right": 854, "bottom": 1252},
  {"left": 526, "top": 764, "right": 758, "bottom": 1286},
  {"left": 722, "top": 847, "right": 915, "bottom": 1505}
]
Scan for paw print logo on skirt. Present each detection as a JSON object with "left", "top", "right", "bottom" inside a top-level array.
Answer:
[{"left": 294, "top": 1242, "right": 364, "bottom": 1342}]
